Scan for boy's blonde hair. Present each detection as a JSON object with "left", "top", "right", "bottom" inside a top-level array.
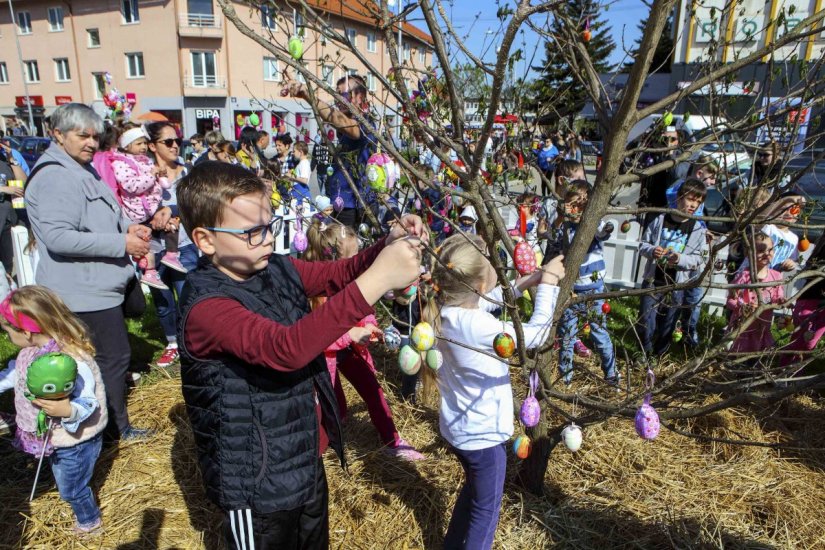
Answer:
[
  {"left": 5, "top": 286, "right": 95, "bottom": 358},
  {"left": 294, "top": 141, "right": 308, "bottom": 156}
]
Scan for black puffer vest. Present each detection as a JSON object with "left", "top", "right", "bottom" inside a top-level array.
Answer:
[{"left": 177, "top": 255, "right": 344, "bottom": 514}]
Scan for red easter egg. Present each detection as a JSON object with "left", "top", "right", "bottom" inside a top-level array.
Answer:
[
  {"left": 513, "top": 241, "right": 536, "bottom": 275},
  {"left": 602, "top": 302, "right": 611, "bottom": 314}
]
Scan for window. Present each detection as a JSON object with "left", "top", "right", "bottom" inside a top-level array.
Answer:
[
  {"left": 17, "top": 11, "right": 32, "bottom": 35},
  {"left": 87, "top": 28, "right": 100, "bottom": 47},
  {"left": 122, "top": 0, "right": 140, "bottom": 24},
  {"left": 263, "top": 57, "right": 280, "bottom": 81},
  {"left": 24, "top": 61, "right": 39, "bottom": 83},
  {"left": 346, "top": 28, "right": 357, "bottom": 47},
  {"left": 347, "top": 68, "right": 358, "bottom": 77},
  {"left": 367, "top": 32, "right": 376, "bottom": 53},
  {"left": 191, "top": 51, "right": 217, "bottom": 86},
  {"left": 419, "top": 49, "right": 426, "bottom": 64},
  {"left": 54, "top": 58, "right": 71, "bottom": 82},
  {"left": 295, "top": 62, "right": 307, "bottom": 83},
  {"left": 0, "top": 63, "right": 8, "bottom": 84},
  {"left": 366, "top": 72, "right": 376, "bottom": 92},
  {"left": 126, "top": 52, "right": 145, "bottom": 78},
  {"left": 403, "top": 43, "right": 411, "bottom": 61},
  {"left": 93, "top": 72, "right": 106, "bottom": 100},
  {"left": 294, "top": 12, "right": 304, "bottom": 31},
  {"left": 48, "top": 7, "right": 64, "bottom": 31},
  {"left": 322, "top": 65, "right": 334, "bottom": 86},
  {"left": 261, "top": 5, "right": 277, "bottom": 30}
]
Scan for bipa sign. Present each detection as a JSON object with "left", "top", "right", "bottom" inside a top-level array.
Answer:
[{"left": 195, "top": 109, "right": 220, "bottom": 119}]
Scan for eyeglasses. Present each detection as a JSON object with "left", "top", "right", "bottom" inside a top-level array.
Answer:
[
  {"left": 205, "top": 217, "right": 284, "bottom": 246},
  {"left": 156, "top": 138, "right": 182, "bottom": 148}
]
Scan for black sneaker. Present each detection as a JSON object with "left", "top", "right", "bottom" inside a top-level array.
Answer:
[{"left": 606, "top": 376, "right": 622, "bottom": 392}]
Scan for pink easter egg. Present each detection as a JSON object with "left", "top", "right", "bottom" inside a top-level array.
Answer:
[
  {"left": 634, "top": 395, "right": 660, "bottom": 440},
  {"left": 520, "top": 396, "right": 541, "bottom": 428}
]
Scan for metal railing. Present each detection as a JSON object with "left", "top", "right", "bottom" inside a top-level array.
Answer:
[
  {"left": 179, "top": 12, "right": 221, "bottom": 29},
  {"left": 183, "top": 73, "right": 226, "bottom": 89}
]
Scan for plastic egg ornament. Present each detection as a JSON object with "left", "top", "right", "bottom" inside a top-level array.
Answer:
[
  {"left": 398, "top": 345, "right": 421, "bottom": 375},
  {"left": 411, "top": 322, "right": 435, "bottom": 351},
  {"left": 333, "top": 196, "right": 345, "bottom": 212},
  {"left": 620, "top": 220, "right": 631, "bottom": 233},
  {"left": 293, "top": 231, "right": 308, "bottom": 252},
  {"left": 383, "top": 290, "right": 396, "bottom": 302},
  {"left": 327, "top": 166, "right": 334, "bottom": 177},
  {"left": 288, "top": 35, "right": 304, "bottom": 60},
  {"left": 635, "top": 395, "right": 660, "bottom": 440},
  {"left": 520, "top": 396, "right": 541, "bottom": 428},
  {"left": 513, "top": 240, "right": 537, "bottom": 275},
  {"left": 799, "top": 237, "right": 811, "bottom": 252},
  {"left": 249, "top": 113, "right": 260, "bottom": 127},
  {"left": 358, "top": 223, "right": 371, "bottom": 238},
  {"left": 513, "top": 435, "right": 532, "bottom": 459},
  {"left": 366, "top": 152, "right": 397, "bottom": 193},
  {"left": 383, "top": 326, "right": 402, "bottom": 350},
  {"left": 493, "top": 332, "right": 516, "bottom": 358},
  {"left": 402, "top": 284, "right": 417, "bottom": 299},
  {"left": 561, "top": 423, "right": 583, "bottom": 452},
  {"left": 601, "top": 302, "right": 611, "bottom": 315},
  {"left": 582, "top": 323, "right": 591, "bottom": 337},
  {"left": 425, "top": 348, "right": 443, "bottom": 371}
]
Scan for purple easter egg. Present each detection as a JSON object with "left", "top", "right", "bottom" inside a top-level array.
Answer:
[
  {"left": 333, "top": 196, "right": 345, "bottom": 212},
  {"left": 293, "top": 231, "right": 308, "bottom": 252},
  {"left": 520, "top": 396, "right": 541, "bottom": 428},
  {"left": 634, "top": 395, "right": 660, "bottom": 440}
]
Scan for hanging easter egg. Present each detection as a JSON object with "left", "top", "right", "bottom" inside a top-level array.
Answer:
[
  {"left": 635, "top": 395, "right": 660, "bottom": 440},
  {"left": 402, "top": 284, "right": 417, "bottom": 299},
  {"left": 414, "top": 198, "right": 422, "bottom": 211},
  {"left": 327, "top": 166, "right": 334, "bottom": 176},
  {"left": 789, "top": 204, "right": 801, "bottom": 216},
  {"left": 582, "top": 323, "right": 591, "bottom": 337},
  {"left": 295, "top": 113, "right": 303, "bottom": 126},
  {"left": 493, "top": 332, "right": 515, "bottom": 358},
  {"left": 425, "top": 348, "right": 443, "bottom": 371},
  {"left": 520, "top": 396, "right": 540, "bottom": 428},
  {"left": 358, "top": 223, "right": 371, "bottom": 238},
  {"left": 513, "top": 435, "right": 531, "bottom": 459},
  {"left": 293, "top": 231, "right": 308, "bottom": 252},
  {"left": 366, "top": 163, "right": 388, "bottom": 192},
  {"left": 561, "top": 423, "right": 583, "bottom": 452},
  {"left": 249, "top": 113, "right": 260, "bottom": 127},
  {"left": 327, "top": 129, "right": 335, "bottom": 141},
  {"left": 601, "top": 302, "right": 611, "bottom": 315},
  {"left": 620, "top": 220, "right": 631, "bottom": 233},
  {"left": 383, "top": 326, "right": 402, "bottom": 350},
  {"left": 798, "top": 237, "right": 810, "bottom": 252},
  {"left": 366, "top": 152, "right": 397, "bottom": 192},
  {"left": 236, "top": 114, "right": 245, "bottom": 126},
  {"left": 333, "top": 196, "right": 345, "bottom": 212},
  {"left": 383, "top": 290, "right": 396, "bottom": 301},
  {"left": 398, "top": 345, "right": 422, "bottom": 375},
  {"left": 288, "top": 35, "right": 304, "bottom": 59},
  {"left": 582, "top": 29, "right": 592, "bottom": 42},
  {"left": 513, "top": 240, "right": 537, "bottom": 275},
  {"left": 672, "top": 321, "right": 683, "bottom": 342},
  {"left": 411, "top": 322, "right": 435, "bottom": 351},
  {"left": 662, "top": 111, "right": 674, "bottom": 127}
]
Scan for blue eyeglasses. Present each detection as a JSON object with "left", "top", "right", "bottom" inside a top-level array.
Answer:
[{"left": 205, "top": 217, "right": 284, "bottom": 246}]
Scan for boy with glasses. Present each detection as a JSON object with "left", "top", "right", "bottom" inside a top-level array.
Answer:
[{"left": 175, "top": 162, "right": 426, "bottom": 549}]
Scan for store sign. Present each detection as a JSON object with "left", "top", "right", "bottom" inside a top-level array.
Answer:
[
  {"left": 126, "top": 93, "right": 137, "bottom": 106},
  {"left": 55, "top": 96, "right": 72, "bottom": 105},
  {"left": 734, "top": 17, "right": 760, "bottom": 42},
  {"left": 195, "top": 109, "right": 220, "bottom": 119},
  {"left": 15, "top": 95, "right": 44, "bottom": 107},
  {"left": 694, "top": 19, "right": 719, "bottom": 43}
]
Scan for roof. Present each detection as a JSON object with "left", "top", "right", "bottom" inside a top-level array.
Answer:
[{"left": 305, "top": 0, "right": 434, "bottom": 46}]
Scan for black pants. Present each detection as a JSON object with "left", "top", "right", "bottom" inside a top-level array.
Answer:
[
  {"left": 223, "top": 458, "right": 329, "bottom": 550},
  {"left": 334, "top": 208, "right": 361, "bottom": 230},
  {"left": 77, "top": 306, "right": 132, "bottom": 434}
]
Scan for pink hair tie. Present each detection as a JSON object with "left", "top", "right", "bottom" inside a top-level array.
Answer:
[{"left": 0, "top": 293, "right": 41, "bottom": 333}]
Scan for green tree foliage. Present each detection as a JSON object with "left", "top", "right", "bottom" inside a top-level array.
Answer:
[{"left": 529, "top": 0, "right": 615, "bottom": 127}]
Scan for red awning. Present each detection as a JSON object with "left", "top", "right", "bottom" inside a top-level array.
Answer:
[{"left": 493, "top": 114, "right": 519, "bottom": 124}]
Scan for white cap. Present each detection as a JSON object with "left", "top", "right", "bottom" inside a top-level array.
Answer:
[
  {"left": 460, "top": 205, "right": 477, "bottom": 222},
  {"left": 315, "top": 195, "right": 331, "bottom": 211},
  {"left": 118, "top": 127, "right": 148, "bottom": 149}
]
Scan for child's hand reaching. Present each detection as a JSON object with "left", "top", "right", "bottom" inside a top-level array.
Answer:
[
  {"left": 357, "top": 237, "right": 423, "bottom": 303},
  {"left": 32, "top": 397, "right": 72, "bottom": 418},
  {"left": 348, "top": 326, "right": 377, "bottom": 346},
  {"left": 541, "top": 255, "right": 565, "bottom": 285}
]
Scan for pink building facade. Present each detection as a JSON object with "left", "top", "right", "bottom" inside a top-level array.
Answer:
[{"left": 0, "top": 0, "right": 432, "bottom": 140}]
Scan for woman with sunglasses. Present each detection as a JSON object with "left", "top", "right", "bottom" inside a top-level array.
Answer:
[
  {"left": 145, "top": 122, "right": 200, "bottom": 369},
  {"left": 25, "top": 103, "right": 152, "bottom": 440}
]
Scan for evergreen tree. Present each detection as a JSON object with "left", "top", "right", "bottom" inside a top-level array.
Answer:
[
  {"left": 621, "top": 15, "right": 674, "bottom": 73},
  {"left": 529, "top": 0, "right": 615, "bottom": 127}
]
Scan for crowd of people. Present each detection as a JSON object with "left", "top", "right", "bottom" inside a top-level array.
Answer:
[{"left": 0, "top": 79, "right": 821, "bottom": 550}]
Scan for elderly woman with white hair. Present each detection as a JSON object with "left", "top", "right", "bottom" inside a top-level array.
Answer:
[{"left": 26, "top": 103, "right": 152, "bottom": 441}]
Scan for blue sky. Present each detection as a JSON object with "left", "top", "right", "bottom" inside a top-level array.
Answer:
[{"left": 405, "top": 0, "right": 648, "bottom": 78}]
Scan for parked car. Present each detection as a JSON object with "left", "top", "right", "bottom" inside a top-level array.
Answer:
[
  {"left": 0, "top": 136, "right": 22, "bottom": 150},
  {"left": 19, "top": 137, "right": 52, "bottom": 166}
]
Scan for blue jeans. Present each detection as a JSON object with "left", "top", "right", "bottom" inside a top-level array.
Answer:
[
  {"left": 638, "top": 282, "right": 684, "bottom": 355},
  {"left": 50, "top": 434, "right": 102, "bottom": 525},
  {"left": 444, "top": 443, "right": 506, "bottom": 550},
  {"left": 682, "top": 283, "right": 702, "bottom": 340},
  {"left": 558, "top": 285, "right": 616, "bottom": 383},
  {"left": 150, "top": 244, "right": 199, "bottom": 342}
]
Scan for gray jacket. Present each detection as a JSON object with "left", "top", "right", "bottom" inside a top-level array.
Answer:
[
  {"left": 639, "top": 213, "right": 708, "bottom": 284},
  {"left": 27, "top": 143, "right": 134, "bottom": 312}
]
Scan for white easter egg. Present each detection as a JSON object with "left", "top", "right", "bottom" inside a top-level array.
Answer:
[{"left": 561, "top": 423, "right": 583, "bottom": 452}]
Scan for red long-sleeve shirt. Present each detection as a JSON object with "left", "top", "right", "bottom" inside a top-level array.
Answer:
[{"left": 184, "top": 238, "right": 386, "bottom": 454}]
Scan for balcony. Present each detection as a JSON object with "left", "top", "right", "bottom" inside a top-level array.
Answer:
[
  {"left": 182, "top": 74, "right": 227, "bottom": 97},
  {"left": 178, "top": 12, "right": 223, "bottom": 38}
]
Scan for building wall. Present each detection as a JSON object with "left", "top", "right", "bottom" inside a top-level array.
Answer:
[{"left": 0, "top": 0, "right": 432, "bottom": 138}]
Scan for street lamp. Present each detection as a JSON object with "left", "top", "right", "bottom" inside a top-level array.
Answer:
[{"left": 7, "top": 0, "right": 35, "bottom": 134}]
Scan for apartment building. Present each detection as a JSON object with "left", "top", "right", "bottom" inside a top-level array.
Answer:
[{"left": 0, "top": 0, "right": 433, "bottom": 139}]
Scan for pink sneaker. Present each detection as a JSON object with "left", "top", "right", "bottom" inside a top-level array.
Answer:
[
  {"left": 141, "top": 269, "right": 169, "bottom": 290},
  {"left": 160, "top": 251, "right": 188, "bottom": 273},
  {"left": 157, "top": 344, "right": 179, "bottom": 368},
  {"left": 385, "top": 439, "right": 425, "bottom": 461},
  {"left": 574, "top": 340, "right": 592, "bottom": 358}
]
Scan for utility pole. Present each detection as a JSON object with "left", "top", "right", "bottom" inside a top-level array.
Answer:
[{"left": 7, "top": 0, "right": 35, "bottom": 134}]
